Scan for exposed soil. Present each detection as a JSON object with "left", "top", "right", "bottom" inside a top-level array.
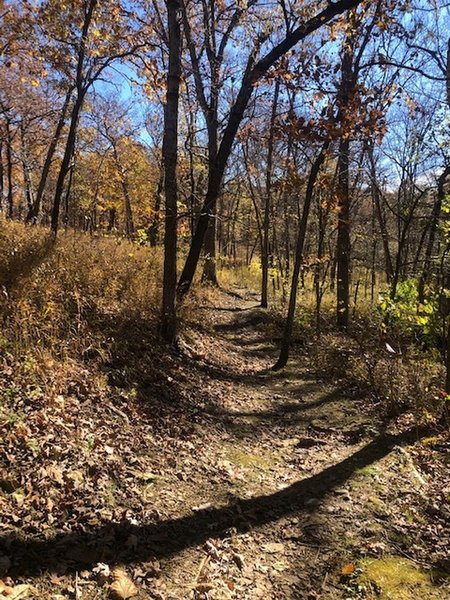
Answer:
[{"left": 0, "top": 288, "right": 449, "bottom": 599}]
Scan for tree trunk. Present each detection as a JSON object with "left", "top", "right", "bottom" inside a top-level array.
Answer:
[
  {"left": 19, "top": 121, "right": 35, "bottom": 218},
  {"left": 107, "top": 207, "right": 117, "bottom": 231},
  {"left": 112, "top": 144, "right": 134, "bottom": 238},
  {"left": 148, "top": 171, "right": 163, "bottom": 246},
  {"left": 28, "top": 88, "right": 73, "bottom": 224},
  {"left": 51, "top": 92, "right": 85, "bottom": 234},
  {"left": 336, "top": 135, "right": 351, "bottom": 329},
  {"left": 335, "top": 27, "right": 357, "bottom": 330},
  {"left": 200, "top": 119, "right": 219, "bottom": 286},
  {"left": 202, "top": 211, "right": 218, "bottom": 285},
  {"left": 160, "top": 0, "right": 181, "bottom": 343},
  {"left": 274, "top": 141, "right": 329, "bottom": 370},
  {"left": 0, "top": 139, "right": 4, "bottom": 212},
  {"left": 418, "top": 166, "right": 450, "bottom": 302},
  {"left": 5, "top": 120, "right": 13, "bottom": 219},
  {"left": 261, "top": 78, "right": 280, "bottom": 308},
  {"left": 368, "top": 143, "right": 393, "bottom": 282}
]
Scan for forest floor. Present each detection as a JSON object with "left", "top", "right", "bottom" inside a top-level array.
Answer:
[{"left": 1, "top": 286, "right": 449, "bottom": 600}]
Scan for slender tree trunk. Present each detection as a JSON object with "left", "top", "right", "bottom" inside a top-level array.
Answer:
[
  {"left": 21, "top": 155, "right": 34, "bottom": 217},
  {"left": 51, "top": 93, "right": 85, "bottom": 234},
  {"left": 368, "top": 143, "right": 393, "bottom": 281},
  {"left": 274, "top": 141, "right": 329, "bottom": 370},
  {"left": 107, "top": 207, "right": 117, "bottom": 231},
  {"left": 160, "top": 0, "right": 181, "bottom": 343},
  {"left": 390, "top": 188, "right": 427, "bottom": 299},
  {"left": 63, "top": 160, "right": 75, "bottom": 230},
  {"left": 112, "top": 145, "right": 134, "bottom": 238},
  {"left": 315, "top": 191, "right": 327, "bottom": 333},
  {"left": 335, "top": 28, "right": 357, "bottom": 329},
  {"left": 418, "top": 166, "right": 450, "bottom": 302},
  {"left": 201, "top": 119, "right": 219, "bottom": 285},
  {"left": 446, "top": 315, "right": 450, "bottom": 394},
  {"left": 261, "top": 78, "right": 280, "bottom": 307},
  {"left": 149, "top": 171, "right": 163, "bottom": 246},
  {"left": 336, "top": 135, "right": 351, "bottom": 328},
  {"left": 0, "top": 139, "right": 4, "bottom": 212},
  {"left": 202, "top": 207, "right": 218, "bottom": 284},
  {"left": 5, "top": 120, "right": 13, "bottom": 219},
  {"left": 28, "top": 88, "right": 73, "bottom": 224},
  {"left": 19, "top": 122, "right": 35, "bottom": 218}
]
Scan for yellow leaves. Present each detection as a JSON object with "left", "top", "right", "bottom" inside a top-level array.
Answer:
[
  {"left": 31, "top": 79, "right": 40, "bottom": 87},
  {"left": 109, "top": 568, "right": 138, "bottom": 600},
  {"left": 92, "top": 28, "right": 101, "bottom": 37}
]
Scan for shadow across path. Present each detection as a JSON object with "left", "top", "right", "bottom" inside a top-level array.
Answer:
[{"left": 2, "top": 427, "right": 429, "bottom": 577}]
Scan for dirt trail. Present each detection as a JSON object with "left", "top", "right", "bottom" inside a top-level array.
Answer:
[
  {"left": 158, "top": 288, "right": 447, "bottom": 600},
  {"left": 1, "top": 288, "right": 448, "bottom": 599}
]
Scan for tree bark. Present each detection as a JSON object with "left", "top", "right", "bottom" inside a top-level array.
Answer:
[
  {"left": 160, "top": 0, "right": 181, "bottom": 343},
  {"left": 261, "top": 78, "right": 280, "bottom": 308},
  {"left": 51, "top": 91, "right": 85, "bottom": 234},
  {"left": 149, "top": 171, "right": 163, "bottom": 246},
  {"left": 28, "top": 88, "right": 73, "bottom": 224},
  {"left": 5, "top": 120, "right": 13, "bottom": 219},
  {"left": 335, "top": 25, "right": 356, "bottom": 329},
  {"left": 112, "top": 144, "right": 135, "bottom": 238},
  {"left": 20, "top": 124, "right": 34, "bottom": 218},
  {"left": 368, "top": 143, "right": 393, "bottom": 282},
  {"left": 0, "top": 139, "right": 4, "bottom": 213},
  {"left": 419, "top": 166, "right": 450, "bottom": 302},
  {"left": 274, "top": 141, "right": 329, "bottom": 370},
  {"left": 336, "top": 135, "right": 351, "bottom": 329}
]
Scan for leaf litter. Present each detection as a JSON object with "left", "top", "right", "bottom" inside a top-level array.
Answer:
[{"left": 0, "top": 289, "right": 449, "bottom": 598}]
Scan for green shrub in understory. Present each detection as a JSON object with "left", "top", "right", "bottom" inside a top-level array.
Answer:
[
  {"left": 378, "top": 279, "right": 441, "bottom": 348},
  {"left": 308, "top": 329, "right": 444, "bottom": 420},
  {"left": 304, "top": 278, "right": 446, "bottom": 419},
  {"left": 349, "top": 346, "right": 444, "bottom": 418}
]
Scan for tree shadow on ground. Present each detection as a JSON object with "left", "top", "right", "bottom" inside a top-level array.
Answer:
[
  {"left": 210, "top": 387, "right": 347, "bottom": 421},
  {"left": 81, "top": 304, "right": 355, "bottom": 440},
  {"left": 1, "top": 427, "right": 430, "bottom": 578}
]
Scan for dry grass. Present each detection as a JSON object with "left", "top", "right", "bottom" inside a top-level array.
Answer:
[
  {"left": 0, "top": 219, "right": 163, "bottom": 402},
  {"left": 0, "top": 219, "right": 446, "bottom": 422},
  {"left": 307, "top": 327, "right": 445, "bottom": 421},
  {"left": 0, "top": 220, "right": 161, "bottom": 350}
]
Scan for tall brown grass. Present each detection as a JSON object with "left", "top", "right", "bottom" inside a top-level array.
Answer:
[{"left": 0, "top": 220, "right": 162, "bottom": 393}]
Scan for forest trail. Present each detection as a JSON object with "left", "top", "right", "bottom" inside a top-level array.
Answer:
[
  {"left": 1, "top": 288, "right": 448, "bottom": 599},
  {"left": 139, "top": 288, "right": 448, "bottom": 599}
]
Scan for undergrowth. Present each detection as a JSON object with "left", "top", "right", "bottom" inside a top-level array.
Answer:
[
  {"left": 0, "top": 220, "right": 162, "bottom": 402},
  {"left": 0, "top": 219, "right": 447, "bottom": 424},
  {"left": 296, "top": 305, "right": 446, "bottom": 423}
]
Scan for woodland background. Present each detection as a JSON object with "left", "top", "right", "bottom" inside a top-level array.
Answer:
[{"left": 0, "top": 1, "right": 449, "bottom": 598}]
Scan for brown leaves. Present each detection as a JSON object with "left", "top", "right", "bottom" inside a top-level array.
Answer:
[
  {"left": 0, "top": 583, "right": 33, "bottom": 599},
  {"left": 109, "top": 568, "right": 138, "bottom": 600},
  {"left": 341, "top": 562, "right": 356, "bottom": 576}
]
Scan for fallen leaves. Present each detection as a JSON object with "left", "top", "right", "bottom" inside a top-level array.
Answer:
[
  {"left": 261, "top": 542, "right": 285, "bottom": 554},
  {"left": 341, "top": 562, "right": 356, "bottom": 576},
  {"left": 0, "top": 583, "right": 33, "bottom": 599},
  {"left": 109, "top": 568, "right": 138, "bottom": 600}
]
